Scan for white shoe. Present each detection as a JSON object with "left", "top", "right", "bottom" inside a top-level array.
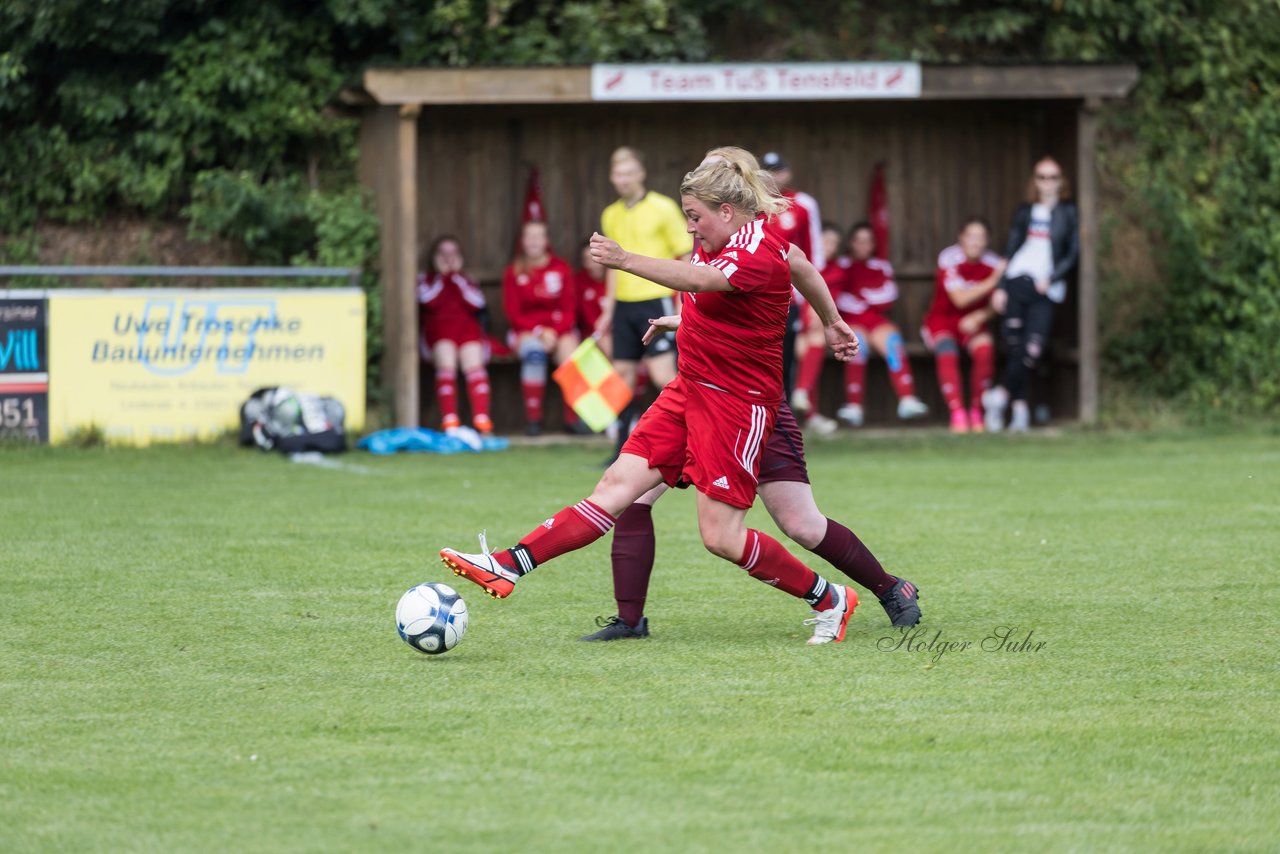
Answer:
[
  {"left": 982, "top": 387, "right": 1008, "bottom": 433},
  {"left": 790, "top": 388, "right": 812, "bottom": 415},
  {"left": 806, "top": 413, "right": 838, "bottom": 436},
  {"left": 836, "top": 403, "right": 864, "bottom": 427},
  {"left": 1009, "top": 401, "right": 1031, "bottom": 433},
  {"left": 897, "top": 396, "right": 929, "bottom": 420},
  {"left": 804, "top": 584, "right": 857, "bottom": 645}
]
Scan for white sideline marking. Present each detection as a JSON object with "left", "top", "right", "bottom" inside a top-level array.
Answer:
[{"left": 288, "top": 452, "right": 380, "bottom": 475}]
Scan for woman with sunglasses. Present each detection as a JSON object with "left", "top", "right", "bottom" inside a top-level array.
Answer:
[{"left": 983, "top": 157, "right": 1079, "bottom": 432}]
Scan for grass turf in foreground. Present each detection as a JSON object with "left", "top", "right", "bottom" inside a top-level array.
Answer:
[{"left": 0, "top": 430, "right": 1277, "bottom": 851}]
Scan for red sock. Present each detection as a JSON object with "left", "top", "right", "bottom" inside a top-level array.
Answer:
[
  {"left": 435, "top": 370, "right": 458, "bottom": 420},
  {"left": 464, "top": 367, "right": 490, "bottom": 420},
  {"left": 811, "top": 518, "right": 895, "bottom": 596},
  {"left": 886, "top": 335, "right": 916, "bottom": 399},
  {"left": 970, "top": 342, "right": 994, "bottom": 405},
  {"left": 611, "top": 504, "right": 655, "bottom": 627},
  {"left": 738, "top": 529, "right": 836, "bottom": 610},
  {"left": 796, "top": 344, "right": 826, "bottom": 401},
  {"left": 522, "top": 380, "right": 545, "bottom": 425},
  {"left": 844, "top": 360, "right": 866, "bottom": 406},
  {"left": 935, "top": 350, "right": 963, "bottom": 412},
  {"left": 512, "top": 499, "right": 615, "bottom": 568}
]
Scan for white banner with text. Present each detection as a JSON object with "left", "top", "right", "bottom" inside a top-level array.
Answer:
[{"left": 591, "top": 63, "right": 922, "bottom": 101}]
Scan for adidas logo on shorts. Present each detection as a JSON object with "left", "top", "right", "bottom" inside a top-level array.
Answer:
[{"left": 712, "top": 476, "right": 730, "bottom": 489}]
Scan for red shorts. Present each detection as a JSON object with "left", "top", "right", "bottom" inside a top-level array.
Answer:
[
  {"left": 758, "top": 402, "right": 809, "bottom": 485},
  {"left": 622, "top": 375, "right": 777, "bottom": 510},
  {"left": 423, "top": 313, "right": 485, "bottom": 348},
  {"left": 845, "top": 310, "right": 893, "bottom": 332},
  {"left": 921, "top": 315, "right": 988, "bottom": 350}
]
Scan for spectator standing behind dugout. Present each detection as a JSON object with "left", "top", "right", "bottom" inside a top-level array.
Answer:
[
  {"left": 503, "top": 220, "right": 584, "bottom": 436},
  {"left": 575, "top": 238, "right": 610, "bottom": 358},
  {"left": 418, "top": 235, "right": 493, "bottom": 434},
  {"left": 596, "top": 146, "right": 693, "bottom": 460},
  {"left": 761, "top": 151, "right": 824, "bottom": 403},
  {"left": 983, "top": 157, "right": 1079, "bottom": 433},
  {"left": 831, "top": 223, "right": 929, "bottom": 425},
  {"left": 923, "top": 218, "right": 1006, "bottom": 433}
]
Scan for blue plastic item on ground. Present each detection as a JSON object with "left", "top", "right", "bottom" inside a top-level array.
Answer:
[{"left": 357, "top": 427, "right": 509, "bottom": 455}]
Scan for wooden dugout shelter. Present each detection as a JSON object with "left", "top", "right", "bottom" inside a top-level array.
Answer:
[{"left": 343, "top": 63, "right": 1138, "bottom": 429}]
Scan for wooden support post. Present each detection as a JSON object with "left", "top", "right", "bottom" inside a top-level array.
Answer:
[
  {"left": 393, "top": 104, "right": 421, "bottom": 428},
  {"left": 1076, "top": 97, "right": 1101, "bottom": 424}
]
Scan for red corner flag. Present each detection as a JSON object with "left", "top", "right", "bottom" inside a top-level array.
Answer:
[
  {"left": 522, "top": 166, "right": 544, "bottom": 224},
  {"left": 869, "top": 162, "right": 889, "bottom": 260}
]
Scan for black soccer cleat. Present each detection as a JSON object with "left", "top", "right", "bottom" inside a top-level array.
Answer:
[
  {"left": 579, "top": 615, "right": 650, "bottom": 642},
  {"left": 878, "top": 577, "right": 922, "bottom": 627}
]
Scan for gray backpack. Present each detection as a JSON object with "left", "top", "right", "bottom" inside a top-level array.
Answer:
[{"left": 239, "top": 386, "right": 346, "bottom": 454}]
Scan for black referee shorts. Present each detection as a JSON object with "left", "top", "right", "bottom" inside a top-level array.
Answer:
[{"left": 612, "top": 296, "right": 677, "bottom": 362}]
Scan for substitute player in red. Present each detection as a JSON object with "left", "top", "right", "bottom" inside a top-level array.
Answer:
[
  {"left": 441, "top": 156, "right": 861, "bottom": 645},
  {"left": 760, "top": 151, "right": 824, "bottom": 408},
  {"left": 791, "top": 222, "right": 856, "bottom": 429},
  {"left": 923, "top": 218, "right": 1006, "bottom": 433},
  {"left": 418, "top": 235, "right": 493, "bottom": 434},
  {"left": 502, "top": 221, "right": 581, "bottom": 436},
  {"left": 841, "top": 222, "right": 929, "bottom": 424}
]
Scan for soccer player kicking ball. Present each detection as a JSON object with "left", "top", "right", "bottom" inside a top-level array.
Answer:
[
  {"left": 442, "top": 156, "right": 861, "bottom": 644},
  {"left": 583, "top": 146, "right": 921, "bottom": 642}
]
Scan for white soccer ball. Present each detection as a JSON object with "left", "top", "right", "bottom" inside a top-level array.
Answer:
[{"left": 396, "top": 582, "right": 469, "bottom": 655}]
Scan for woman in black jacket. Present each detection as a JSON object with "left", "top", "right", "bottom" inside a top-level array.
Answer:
[{"left": 983, "top": 157, "right": 1079, "bottom": 432}]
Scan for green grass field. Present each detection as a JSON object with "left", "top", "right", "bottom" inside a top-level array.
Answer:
[{"left": 2, "top": 430, "right": 1277, "bottom": 852}]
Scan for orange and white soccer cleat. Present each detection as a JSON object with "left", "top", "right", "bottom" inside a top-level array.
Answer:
[
  {"left": 439, "top": 533, "right": 519, "bottom": 599},
  {"left": 804, "top": 584, "right": 857, "bottom": 645}
]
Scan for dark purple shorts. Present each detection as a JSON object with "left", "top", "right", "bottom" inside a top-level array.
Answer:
[{"left": 758, "top": 402, "right": 810, "bottom": 485}]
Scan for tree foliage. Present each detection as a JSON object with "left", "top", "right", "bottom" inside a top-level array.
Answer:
[{"left": 1, "top": 0, "right": 1275, "bottom": 412}]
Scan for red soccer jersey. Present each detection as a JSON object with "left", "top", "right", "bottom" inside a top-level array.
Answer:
[
  {"left": 418, "top": 271, "right": 487, "bottom": 350},
  {"left": 575, "top": 268, "right": 606, "bottom": 334},
  {"left": 774, "top": 188, "right": 825, "bottom": 269},
  {"left": 846, "top": 257, "right": 898, "bottom": 312},
  {"left": 502, "top": 255, "right": 576, "bottom": 336},
  {"left": 680, "top": 217, "right": 792, "bottom": 405},
  {"left": 926, "top": 244, "right": 1001, "bottom": 326},
  {"left": 819, "top": 256, "right": 865, "bottom": 314},
  {"left": 418, "top": 271, "right": 486, "bottom": 317}
]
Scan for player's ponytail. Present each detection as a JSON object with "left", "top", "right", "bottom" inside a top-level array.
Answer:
[{"left": 680, "top": 151, "right": 787, "bottom": 219}]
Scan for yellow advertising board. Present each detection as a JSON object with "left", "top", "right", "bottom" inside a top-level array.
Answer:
[{"left": 47, "top": 288, "right": 365, "bottom": 445}]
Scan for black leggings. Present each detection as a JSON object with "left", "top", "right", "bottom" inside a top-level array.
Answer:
[{"left": 999, "top": 276, "right": 1055, "bottom": 402}]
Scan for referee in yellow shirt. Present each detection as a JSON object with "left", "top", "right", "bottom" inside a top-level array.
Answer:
[{"left": 595, "top": 146, "right": 693, "bottom": 460}]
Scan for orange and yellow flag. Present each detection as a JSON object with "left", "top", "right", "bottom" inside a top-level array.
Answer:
[{"left": 552, "top": 338, "right": 632, "bottom": 433}]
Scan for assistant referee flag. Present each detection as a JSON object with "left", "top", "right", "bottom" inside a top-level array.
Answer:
[{"left": 552, "top": 338, "right": 632, "bottom": 432}]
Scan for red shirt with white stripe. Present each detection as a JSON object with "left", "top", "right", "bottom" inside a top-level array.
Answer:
[
  {"left": 418, "top": 271, "right": 486, "bottom": 347},
  {"left": 680, "top": 217, "right": 792, "bottom": 405},
  {"left": 819, "top": 256, "right": 870, "bottom": 316},
  {"left": 774, "top": 189, "right": 825, "bottom": 270},
  {"left": 502, "top": 255, "right": 576, "bottom": 336},
  {"left": 926, "top": 244, "right": 1001, "bottom": 327},
  {"left": 846, "top": 257, "right": 898, "bottom": 314}
]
